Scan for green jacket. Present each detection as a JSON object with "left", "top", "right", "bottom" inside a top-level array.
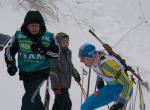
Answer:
[{"left": 16, "top": 31, "right": 53, "bottom": 72}]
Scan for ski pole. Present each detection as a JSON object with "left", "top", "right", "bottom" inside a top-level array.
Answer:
[
  {"left": 137, "top": 68, "right": 145, "bottom": 110},
  {"left": 81, "top": 68, "right": 85, "bottom": 105},
  {"left": 44, "top": 77, "right": 50, "bottom": 110},
  {"left": 133, "top": 80, "right": 139, "bottom": 110},
  {"left": 81, "top": 67, "right": 88, "bottom": 104},
  {"left": 81, "top": 69, "right": 84, "bottom": 105},
  {"left": 87, "top": 67, "right": 91, "bottom": 97},
  {"left": 31, "top": 80, "right": 45, "bottom": 103},
  {"left": 78, "top": 83, "right": 87, "bottom": 99},
  {"left": 139, "top": 81, "right": 145, "bottom": 110}
]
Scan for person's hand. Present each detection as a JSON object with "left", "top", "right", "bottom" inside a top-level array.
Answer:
[
  {"left": 96, "top": 80, "right": 104, "bottom": 90},
  {"left": 31, "top": 42, "right": 38, "bottom": 51},
  {"left": 7, "top": 63, "right": 17, "bottom": 76},
  {"left": 31, "top": 42, "right": 49, "bottom": 56},
  {"left": 31, "top": 42, "right": 44, "bottom": 52},
  {"left": 53, "top": 88, "right": 61, "bottom": 95},
  {"left": 93, "top": 91, "right": 99, "bottom": 96},
  {"left": 109, "top": 103, "right": 124, "bottom": 110}
]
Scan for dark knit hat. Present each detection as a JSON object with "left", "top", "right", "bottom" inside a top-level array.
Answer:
[{"left": 56, "top": 32, "right": 69, "bottom": 44}]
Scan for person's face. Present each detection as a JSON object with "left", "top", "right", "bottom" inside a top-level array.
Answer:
[
  {"left": 60, "top": 37, "right": 69, "bottom": 48},
  {"left": 80, "top": 57, "right": 94, "bottom": 67},
  {"left": 27, "top": 23, "right": 40, "bottom": 35}
]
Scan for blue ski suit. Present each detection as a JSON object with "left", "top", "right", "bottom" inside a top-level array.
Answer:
[{"left": 81, "top": 55, "right": 133, "bottom": 110}]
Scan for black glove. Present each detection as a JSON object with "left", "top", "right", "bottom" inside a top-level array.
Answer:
[
  {"left": 31, "top": 42, "right": 49, "bottom": 55},
  {"left": 74, "top": 75, "right": 81, "bottom": 83},
  {"left": 31, "top": 42, "right": 45, "bottom": 52},
  {"left": 109, "top": 103, "right": 124, "bottom": 110},
  {"left": 31, "top": 42, "right": 39, "bottom": 51},
  {"left": 96, "top": 80, "right": 104, "bottom": 90},
  {"left": 7, "top": 63, "right": 18, "bottom": 76}
]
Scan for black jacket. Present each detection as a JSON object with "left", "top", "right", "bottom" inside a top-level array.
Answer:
[{"left": 5, "top": 10, "right": 60, "bottom": 81}]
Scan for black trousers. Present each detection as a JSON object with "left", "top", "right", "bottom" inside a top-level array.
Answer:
[
  {"left": 21, "top": 79, "right": 45, "bottom": 110},
  {"left": 52, "top": 88, "right": 72, "bottom": 110}
]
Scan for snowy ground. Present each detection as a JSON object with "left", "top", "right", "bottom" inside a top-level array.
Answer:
[{"left": 0, "top": 0, "right": 150, "bottom": 110}]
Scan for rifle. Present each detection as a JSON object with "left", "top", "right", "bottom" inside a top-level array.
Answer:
[{"left": 89, "top": 29, "right": 143, "bottom": 81}]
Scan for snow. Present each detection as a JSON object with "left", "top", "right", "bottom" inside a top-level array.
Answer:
[{"left": 0, "top": 0, "right": 150, "bottom": 110}]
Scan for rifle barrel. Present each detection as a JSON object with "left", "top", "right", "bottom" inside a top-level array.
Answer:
[{"left": 89, "top": 30, "right": 104, "bottom": 44}]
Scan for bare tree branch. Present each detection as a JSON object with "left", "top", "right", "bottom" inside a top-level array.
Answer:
[{"left": 13, "top": 0, "right": 59, "bottom": 22}]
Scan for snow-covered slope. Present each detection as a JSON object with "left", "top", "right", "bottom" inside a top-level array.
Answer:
[{"left": 0, "top": 0, "right": 150, "bottom": 110}]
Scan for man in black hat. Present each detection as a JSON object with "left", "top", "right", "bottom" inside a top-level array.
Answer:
[{"left": 5, "top": 10, "right": 60, "bottom": 110}]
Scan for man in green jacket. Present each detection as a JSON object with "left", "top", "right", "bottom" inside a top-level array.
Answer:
[{"left": 5, "top": 10, "right": 60, "bottom": 110}]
